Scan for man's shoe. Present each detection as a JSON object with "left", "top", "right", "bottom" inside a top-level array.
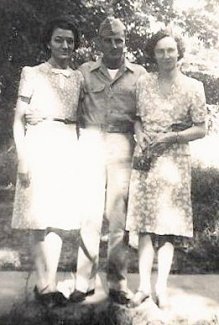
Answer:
[
  {"left": 52, "top": 291, "right": 68, "bottom": 307},
  {"left": 109, "top": 289, "right": 133, "bottom": 305},
  {"left": 69, "top": 289, "right": 95, "bottom": 303}
]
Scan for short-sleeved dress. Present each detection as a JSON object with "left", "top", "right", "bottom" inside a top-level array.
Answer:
[
  {"left": 126, "top": 72, "right": 207, "bottom": 237},
  {"left": 12, "top": 62, "right": 83, "bottom": 230}
]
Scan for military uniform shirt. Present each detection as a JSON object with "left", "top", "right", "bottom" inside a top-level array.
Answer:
[{"left": 78, "top": 59, "right": 147, "bottom": 127}]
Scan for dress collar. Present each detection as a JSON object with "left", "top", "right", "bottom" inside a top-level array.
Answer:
[
  {"left": 45, "top": 62, "right": 72, "bottom": 77},
  {"left": 51, "top": 68, "right": 71, "bottom": 78}
]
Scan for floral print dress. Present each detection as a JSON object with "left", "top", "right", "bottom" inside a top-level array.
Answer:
[
  {"left": 12, "top": 62, "right": 83, "bottom": 230},
  {"left": 126, "top": 72, "right": 207, "bottom": 237}
]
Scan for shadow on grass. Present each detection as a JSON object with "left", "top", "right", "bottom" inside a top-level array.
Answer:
[
  {"left": 2, "top": 298, "right": 132, "bottom": 325},
  {"left": 1, "top": 296, "right": 219, "bottom": 325}
]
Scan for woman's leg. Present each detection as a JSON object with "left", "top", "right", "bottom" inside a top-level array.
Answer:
[
  {"left": 138, "top": 233, "right": 155, "bottom": 293},
  {"left": 155, "top": 239, "right": 174, "bottom": 295},
  {"left": 33, "top": 229, "right": 63, "bottom": 293},
  {"left": 130, "top": 233, "right": 154, "bottom": 306},
  {"left": 33, "top": 230, "right": 67, "bottom": 307},
  {"left": 155, "top": 238, "right": 174, "bottom": 308},
  {"left": 43, "top": 231, "right": 63, "bottom": 292},
  {"left": 32, "top": 230, "right": 48, "bottom": 291}
]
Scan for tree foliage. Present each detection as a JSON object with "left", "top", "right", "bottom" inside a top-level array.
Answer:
[{"left": 0, "top": 0, "right": 219, "bottom": 145}]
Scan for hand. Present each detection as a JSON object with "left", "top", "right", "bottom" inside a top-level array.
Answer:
[
  {"left": 149, "top": 132, "right": 176, "bottom": 156},
  {"left": 135, "top": 131, "right": 151, "bottom": 152},
  {"left": 25, "top": 108, "right": 44, "bottom": 125},
  {"left": 18, "top": 172, "right": 30, "bottom": 188}
]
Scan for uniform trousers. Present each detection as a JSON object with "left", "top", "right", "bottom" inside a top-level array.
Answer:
[{"left": 76, "top": 128, "right": 134, "bottom": 292}]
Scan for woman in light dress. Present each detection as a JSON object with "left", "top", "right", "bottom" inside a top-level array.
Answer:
[
  {"left": 12, "top": 16, "right": 83, "bottom": 306},
  {"left": 126, "top": 30, "right": 207, "bottom": 308}
]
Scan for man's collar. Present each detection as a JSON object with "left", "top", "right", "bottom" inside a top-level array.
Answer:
[
  {"left": 124, "top": 59, "right": 135, "bottom": 72},
  {"left": 89, "top": 58, "right": 134, "bottom": 73},
  {"left": 89, "top": 59, "right": 102, "bottom": 72}
]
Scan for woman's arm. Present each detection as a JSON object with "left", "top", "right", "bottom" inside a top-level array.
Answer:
[
  {"left": 134, "top": 118, "right": 151, "bottom": 151},
  {"left": 175, "top": 122, "right": 206, "bottom": 143},
  {"left": 150, "top": 122, "right": 206, "bottom": 156},
  {"left": 13, "top": 97, "right": 30, "bottom": 187}
]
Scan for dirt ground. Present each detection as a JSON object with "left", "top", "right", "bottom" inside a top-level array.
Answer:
[{"left": 0, "top": 271, "right": 218, "bottom": 324}]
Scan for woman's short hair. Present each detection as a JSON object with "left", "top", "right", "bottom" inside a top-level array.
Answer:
[
  {"left": 145, "top": 30, "right": 185, "bottom": 62},
  {"left": 43, "top": 16, "right": 80, "bottom": 50}
]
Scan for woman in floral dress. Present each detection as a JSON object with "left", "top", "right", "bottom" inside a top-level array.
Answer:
[
  {"left": 12, "top": 16, "right": 83, "bottom": 306},
  {"left": 126, "top": 30, "right": 207, "bottom": 308}
]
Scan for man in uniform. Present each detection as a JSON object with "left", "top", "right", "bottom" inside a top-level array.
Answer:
[{"left": 70, "top": 15, "right": 147, "bottom": 304}]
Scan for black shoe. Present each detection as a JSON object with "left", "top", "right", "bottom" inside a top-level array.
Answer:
[
  {"left": 34, "top": 288, "right": 55, "bottom": 308},
  {"left": 69, "top": 289, "right": 95, "bottom": 303},
  {"left": 86, "top": 289, "right": 95, "bottom": 296},
  {"left": 52, "top": 291, "right": 68, "bottom": 307},
  {"left": 34, "top": 286, "right": 67, "bottom": 307},
  {"left": 109, "top": 289, "right": 133, "bottom": 305}
]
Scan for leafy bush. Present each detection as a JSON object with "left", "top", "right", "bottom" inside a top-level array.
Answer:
[
  {"left": 174, "top": 165, "right": 219, "bottom": 273},
  {"left": 0, "top": 144, "right": 17, "bottom": 187}
]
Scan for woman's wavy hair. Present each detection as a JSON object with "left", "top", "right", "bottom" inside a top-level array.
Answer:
[
  {"left": 42, "top": 16, "right": 80, "bottom": 51},
  {"left": 145, "top": 29, "right": 185, "bottom": 63}
]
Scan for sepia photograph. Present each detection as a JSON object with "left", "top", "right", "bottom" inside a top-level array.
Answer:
[{"left": 0, "top": 0, "right": 218, "bottom": 324}]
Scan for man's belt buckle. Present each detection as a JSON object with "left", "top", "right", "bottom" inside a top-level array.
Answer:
[
  {"left": 94, "top": 123, "right": 133, "bottom": 133},
  {"left": 105, "top": 124, "right": 119, "bottom": 132},
  {"left": 107, "top": 124, "right": 133, "bottom": 133}
]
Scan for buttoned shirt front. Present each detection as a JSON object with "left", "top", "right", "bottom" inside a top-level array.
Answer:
[{"left": 78, "top": 58, "right": 147, "bottom": 128}]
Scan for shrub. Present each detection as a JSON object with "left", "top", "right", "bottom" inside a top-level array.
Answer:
[{"left": 174, "top": 165, "right": 219, "bottom": 273}]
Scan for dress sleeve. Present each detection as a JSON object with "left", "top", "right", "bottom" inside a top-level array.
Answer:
[
  {"left": 18, "top": 66, "right": 34, "bottom": 100},
  {"left": 136, "top": 75, "right": 145, "bottom": 118},
  {"left": 189, "top": 80, "right": 207, "bottom": 124},
  {"left": 136, "top": 74, "right": 150, "bottom": 119}
]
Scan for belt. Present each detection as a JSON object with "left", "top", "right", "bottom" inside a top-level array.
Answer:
[
  {"left": 43, "top": 118, "right": 76, "bottom": 124},
  {"left": 84, "top": 122, "right": 134, "bottom": 133}
]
